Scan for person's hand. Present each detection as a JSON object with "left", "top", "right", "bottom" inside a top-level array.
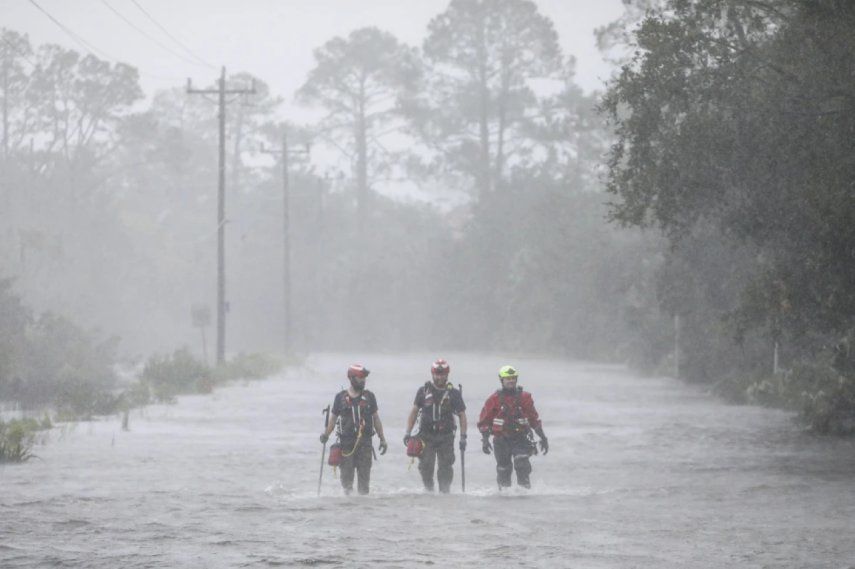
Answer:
[
  {"left": 378, "top": 439, "right": 388, "bottom": 455},
  {"left": 320, "top": 433, "right": 329, "bottom": 444},
  {"left": 403, "top": 434, "right": 411, "bottom": 446},
  {"left": 459, "top": 434, "right": 467, "bottom": 452},
  {"left": 539, "top": 437, "right": 549, "bottom": 455},
  {"left": 481, "top": 435, "right": 492, "bottom": 455}
]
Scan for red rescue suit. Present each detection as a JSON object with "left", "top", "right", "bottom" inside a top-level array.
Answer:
[{"left": 477, "top": 388, "right": 541, "bottom": 437}]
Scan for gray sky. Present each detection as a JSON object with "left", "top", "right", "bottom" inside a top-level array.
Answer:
[{"left": 2, "top": 0, "right": 625, "bottom": 117}]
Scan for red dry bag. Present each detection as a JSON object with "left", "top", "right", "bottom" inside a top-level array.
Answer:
[
  {"left": 328, "top": 443, "right": 343, "bottom": 467},
  {"left": 406, "top": 437, "right": 424, "bottom": 458}
]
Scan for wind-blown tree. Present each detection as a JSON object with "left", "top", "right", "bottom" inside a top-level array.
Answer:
[
  {"left": 1, "top": 42, "right": 144, "bottom": 331},
  {"left": 603, "top": 0, "right": 855, "bottom": 426},
  {"left": 0, "top": 29, "right": 36, "bottom": 162},
  {"left": 524, "top": 59, "right": 609, "bottom": 189},
  {"left": 27, "top": 44, "right": 142, "bottom": 183},
  {"left": 415, "top": 0, "right": 562, "bottom": 198},
  {"left": 595, "top": 0, "right": 664, "bottom": 65},
  {"left": 296, "top": 27, "right": 420, "bottom": 217}
]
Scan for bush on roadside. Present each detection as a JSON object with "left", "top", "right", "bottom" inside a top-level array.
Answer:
[
  {"left": 212, "top": 352, "right": 282, "bottom": 383},
  {"left": 140, "top": 348, "right": 211, "bottom": 402},
  {"left": 789, "top": 362, "right": 855, "bottom": 436},
  {"left": 0, "top": 417, "right": 50, "bottom": 463}
]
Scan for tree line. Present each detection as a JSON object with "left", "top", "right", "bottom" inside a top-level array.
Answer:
[
  {"left": 603, "top": 0, "right": 855, "bottom": 433},
  {"left": 2, "top": 0, "right": 853, "bottom": 434}
]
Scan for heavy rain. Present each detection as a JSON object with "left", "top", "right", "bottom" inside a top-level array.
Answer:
[{"left": 2, "top": 1, "right": 855, "bottom": 567}]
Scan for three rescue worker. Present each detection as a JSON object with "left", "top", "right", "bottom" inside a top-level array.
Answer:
[
  {"left": 403, "top": 358, "right": 467, "bottom": 493},
  {"left": 320, "top": 363, "right": 388, "bottom": 495},
  {"left": 477, "top": 365, "right": 548, "bottom": 489},
  {"left": 319, "top": 360, "right": 548, "bottom": 494}
]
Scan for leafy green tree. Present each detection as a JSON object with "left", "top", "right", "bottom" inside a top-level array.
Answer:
[{"left": 603, "top": 0, "right": 855, "bottom": 417}]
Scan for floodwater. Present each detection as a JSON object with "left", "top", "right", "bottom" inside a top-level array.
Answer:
[{"left": 2, "top": 353, "right": 855, "bottom": 568}]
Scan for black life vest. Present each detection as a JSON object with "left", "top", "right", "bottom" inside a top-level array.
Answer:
[
  {"left": 337, "top": 390, "right": 374, "bottom": 438},
  {"left": 419, "top": 382, "right": 455, "bottom": 433}
]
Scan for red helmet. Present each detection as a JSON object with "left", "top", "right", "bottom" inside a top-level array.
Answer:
[
  {"left": 431, "top": 358, "right": 450, "bottom": 376},
  {"left": 347, "top": 363, "right": 370, "bottom": 379}
]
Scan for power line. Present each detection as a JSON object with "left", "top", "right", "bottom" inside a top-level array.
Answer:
[
  {"left": 129, "top": 0, "right": 216, "bottom": 70},
  {"left": 28, "top": 0, "right": 116, "bottom": 61},
  {"left": 25, "top": 0, "right": 184, "bottom": 83},
  {"left": 99, "top": 0, "right": 209, "bottom": 68}
]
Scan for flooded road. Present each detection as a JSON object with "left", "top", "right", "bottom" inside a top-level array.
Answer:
[{"left": 3, "top": 352, "right": 855, "bottom": 568}]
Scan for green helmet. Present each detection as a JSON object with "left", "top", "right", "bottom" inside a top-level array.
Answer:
[{"left": 498, "top": 365, "right": 518, "bottom": 379}]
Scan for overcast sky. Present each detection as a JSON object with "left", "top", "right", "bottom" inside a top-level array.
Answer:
[{"left": 2, "top": 0, "right": 625, "bottom": 118}]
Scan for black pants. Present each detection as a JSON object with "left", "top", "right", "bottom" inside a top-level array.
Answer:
[
  {"left": 417, "top": 431, "right": 455, "bottom": 492},
  {"left": 493, "top": 432, "right": 533, "bottom": 488},
  {"left": 339, "top": 438, "right": 373, "bottom": 495}
]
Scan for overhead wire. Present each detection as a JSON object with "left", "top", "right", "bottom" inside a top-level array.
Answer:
[
  {"left": 128, "top": 0, "right": 217, "bottom": 70},
  {"left": 98, "top": 0, "right": 210, "bottom": 68},
  {"left": 28, "top": 0, "right": 117, "bottom": 61},
  {"left": 25, "top": 0, "right": 184, "bottom": 83}
]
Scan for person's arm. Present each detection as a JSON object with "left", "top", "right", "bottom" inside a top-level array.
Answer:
[
  {"left": 404, "top": 405, "right": 419, "bottom": 442},
  {"left": 477, "top": 396, "right": 496, "bottom": 435},
  {"left": 522, "top": 393, "right": 542, "bottom": 431},
  {"left": 524, "top": 394, "right": 548, "bottom": 454},
  {"left": 373, "top": 411, "right": 388, "bottom": 454},
  {"left": 458, "top": 411, "right": 468, "bottom": 436},
  {"left": 323, "top": 411, "right": 338, "bottom": 438},
  {"left": 320, "top": 395, "right": 340, "bottom": 443},
  {"left": 373, "top": 411, "right": 386, "bottom": 443},
  {"left": 457, "top": 410, "right": 468, "bottom": 451}
]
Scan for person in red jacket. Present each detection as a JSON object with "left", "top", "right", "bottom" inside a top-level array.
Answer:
[{"left": 477, "top": 365, "right": 548, "bottom": 489}]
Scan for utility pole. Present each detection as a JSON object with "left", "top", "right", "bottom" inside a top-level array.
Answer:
[
  {"left": 261, "top": 129, "right": 309, "bottom": 355},
  {"left": 187, "top": 67, "right": 255, "bottom": 365}
]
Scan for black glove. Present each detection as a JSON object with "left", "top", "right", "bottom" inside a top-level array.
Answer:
[
  {"left": 459, "top": 434, "right": 467, "bottom": 452},
  {"left": 403, "top": 434, "right": 411, "bottom": 446},
  {"left": 539, "top": 437, "right": 549, "bottom": 455},
  {"left": 320, "top": 433, "right": 329, "bottom": 444},
  {"left": 481, "top": 434, "right": 492, "bottom": 455},
  {"left": 378, "top": 440, "right": 388, "bottom": 455}
]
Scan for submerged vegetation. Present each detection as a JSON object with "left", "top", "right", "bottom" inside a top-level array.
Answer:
[
  {"left": 139, "top": 349, "right": 282, "bottom": 403},
  {"left": 0, "top": 417, "right": 50, "bottom": 463}
]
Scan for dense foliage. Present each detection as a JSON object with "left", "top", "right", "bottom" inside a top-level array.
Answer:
[{"left": 603, "top": 0, "right": 855, "bottom": 432}]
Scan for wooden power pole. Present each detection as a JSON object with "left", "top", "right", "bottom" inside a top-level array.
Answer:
[
  {"left": 187, "top": 67, "right": 255, "bottom": 365},
  {"left": 261, "top": 129, "right": 309, "bottom": 355}
]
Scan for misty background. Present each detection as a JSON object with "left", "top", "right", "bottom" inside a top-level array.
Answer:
[
  {"left": 2, "top": 0, "right": 855, "bottom": 431},
  {"left": 0, "top": 0, "right": 642, "bottom": 360}
]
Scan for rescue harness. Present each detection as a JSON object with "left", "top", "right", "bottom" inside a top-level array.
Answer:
[{"left": 491, "top": 387, "right": 530, "bottom": 435}]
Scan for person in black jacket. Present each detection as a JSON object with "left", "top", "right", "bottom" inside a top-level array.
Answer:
[
  {"left": 320, "top": 363, "right": 388, "bottom": 495},
  {"left": 403, "top": 358, "right": 467, "bottom": 493}
]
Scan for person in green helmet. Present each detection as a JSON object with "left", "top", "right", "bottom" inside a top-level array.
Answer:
[{"left": 477, "top": 365, "right": 548, "bottom": 489}]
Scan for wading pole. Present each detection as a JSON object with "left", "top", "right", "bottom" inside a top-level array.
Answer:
[
  {"left": 318, "top": 405, "right": 330, "bottom": 496},
  {"left": 460, "top": 383, "right": 465, "bottom": 493}
]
